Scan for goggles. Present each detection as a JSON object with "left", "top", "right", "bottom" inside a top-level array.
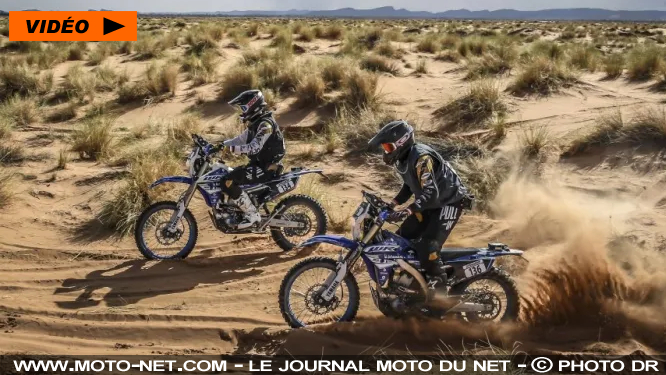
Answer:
[
  {"left": 381, "top": 143, "right": 397, "bottom": 153},
  {"left": 380, "top": 130, "right": 412, "bottom": 154}
]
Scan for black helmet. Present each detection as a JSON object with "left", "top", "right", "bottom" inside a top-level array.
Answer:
[
  {"left": 228, "top": 89, "right": 267, "bottom": 123},
  {"left": 368, "top": 120, "right": 415, "bottom": 165}
]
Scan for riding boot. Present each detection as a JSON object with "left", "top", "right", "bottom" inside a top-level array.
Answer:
[
  {"left": 425, "top": 259, "right": 449, "bottom": 298},
  {"left": 231, "top": 191, "right": 261, "bottom": 229}
]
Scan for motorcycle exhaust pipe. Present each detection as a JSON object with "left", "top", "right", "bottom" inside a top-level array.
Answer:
[{"left": 396, "top": 259, "right": 430, "bottom": 303}]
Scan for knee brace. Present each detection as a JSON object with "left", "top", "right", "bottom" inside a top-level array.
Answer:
[{"left": 413, "top": 239, "right": 443, "bottom": 274}]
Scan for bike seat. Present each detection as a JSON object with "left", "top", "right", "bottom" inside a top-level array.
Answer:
[{"left": 439, "top": 248, "right": 481, "bottom": 262}]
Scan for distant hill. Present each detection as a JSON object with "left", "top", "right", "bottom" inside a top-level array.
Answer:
[{"left": 138, "top": 7, "right": 666, "bottom": 21}]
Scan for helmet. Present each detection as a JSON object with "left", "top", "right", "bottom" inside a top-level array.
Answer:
[
  {"left": 228, "top": 89, "right": 267, "bottom": 123},
  {"left": 368, "top": 120, "right": 415, "bottom": 165}
]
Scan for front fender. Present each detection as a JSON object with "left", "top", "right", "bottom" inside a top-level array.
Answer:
[
  {"left": 298, "top": 235, "right": 359, "bottom": 250},
  {"left": 150, "top": 176, "right": 195, "bottom": 189},
  {"left": 149, "top": 176, "right": 214, "bottom": 207}
]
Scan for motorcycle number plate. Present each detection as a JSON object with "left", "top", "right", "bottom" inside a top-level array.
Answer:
[
  {"left": 463, "top": 260, "right": 487, "bottom": 279},
  {"left": 276, "top": 179, "right": 294, "bottom": 193}
]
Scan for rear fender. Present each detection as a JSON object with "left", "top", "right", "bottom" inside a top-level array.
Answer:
[{"left": 149, "top": 176, "right": 213, "bottom": 207}]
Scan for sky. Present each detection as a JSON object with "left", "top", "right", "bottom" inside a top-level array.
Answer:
[{"left": 1, "top": 0, "right": 665, "bottom": 12}]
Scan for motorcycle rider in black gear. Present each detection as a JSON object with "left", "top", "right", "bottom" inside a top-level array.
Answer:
[
  {"left": 368, "top": 120, "right": 471, "bottom": 296},
  {"left": 217, "top": 89, "right": 286, "bottom": 230}
]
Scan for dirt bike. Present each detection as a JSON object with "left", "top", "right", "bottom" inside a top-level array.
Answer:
[
  {"left": 278, "top": 191, "right": 523, "bottom": 328},
  {"left": 134, "top": 134, "right": 328, "bottom": 260}
]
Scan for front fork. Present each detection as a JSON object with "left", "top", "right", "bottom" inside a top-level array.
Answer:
[
  {"left": 319, "top": 221, "right": 382, "bottom": 302},
  {"left": 166, "top": 181, "right": 198, "bottom": 232}
]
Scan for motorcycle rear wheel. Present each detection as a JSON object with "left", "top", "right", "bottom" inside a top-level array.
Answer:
[{"left": 270, "top": 194, "right": 328, "bottom": 251}]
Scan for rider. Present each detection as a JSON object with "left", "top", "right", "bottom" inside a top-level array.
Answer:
[
  {"left": 368, "top": 120, "right": 472, "bottom": 296},
  {"left": 216, "top": 89, "right": 286, "bottom": 229}
]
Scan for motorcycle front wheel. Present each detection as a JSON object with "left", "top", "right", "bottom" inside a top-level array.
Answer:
[
  {"left": 134, "top": 201, "right": 198, "bottom": 260},
  {"left": 278, "top": 257, "right": 359, "bottom": 328}
]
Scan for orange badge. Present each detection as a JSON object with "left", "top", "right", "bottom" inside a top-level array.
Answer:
[{"left": 9, "top": 11, "right": 137, "bottom": 42}]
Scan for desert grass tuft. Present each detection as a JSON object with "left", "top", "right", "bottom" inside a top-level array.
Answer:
[
  {"left": 520, "top": 125, "right": 550, "bottom": 158},
  {"left": 626, "top": 44, "right": 665, "bottom": 81},
  {"left": 604, "top": 53, "right": 625, "bottom": 79},
  {"left": 0, "top": 63, "right": 51, "bottom": 101},
  {"left": 507, "top": 56, "right": 577, "bottom": 97},
  {"left": 97, "top": 149, "right": 181, "bottom": 236},
  {"left": 434, "top": 80, "right": 506, "bottom": 131},
  {"left": 294, "top": 73, "right": 326, "bottom": 108},
  {"left": 0, "top": 171, "right": 14, "bottom": 209},
  {"left": 218, "top": 65, "right": 259, "bottom": 101},
  {"left": 1, "top": 96, "right": 39, "bottom": 126},
  {"left": 339, "top": 69, "right": 381, "bottom": 110},
  {"left": 46, "top": 102, "right": 77, "bottom": 123},
  {"left": 563, "top": 107, "right": 666, "bottom": 156},
  {"left": 70, "top": 116, "right": 115, "bottom": 160},
  {"left": 360, "top": 54, "right": 400, "bottom": 75},
  {"left": 167, "top": 115, "right": 202, "bottom": 143}
]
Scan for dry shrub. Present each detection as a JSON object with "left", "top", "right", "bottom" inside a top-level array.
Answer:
[
  {"left": 0, "top": 142, "right": 26, "bottom": 165},
  {"left": 294, "top": 73, "right": 326, "bottom": 108},
  {"left": 181, "top": 51, "right": 219, "bottom": 86},
  {"left": 0, "top": 63, "right": 51, "bottom": 101},
  {"left": 0, "top": 171, "right": 13, "bottom": 208},
  {"left": 320, "top": 58, "right": 349, "bottom": 90},
  {"left": 457, "top": 36, "right": 489, "bottom": 58},
  {"left": 1, "top": 96, "right": 39, "bottom": 126},
  {"left": 0, "top": 118, "right": 12, "bottom": 139},
  {"left": 134, "top": 34, "right": 166, "bottom": 60},
  {"left": 88, "top": 43, "right": 114, "bottom": 65},
  {"left": 416, "top": 34, "right": 441, "bottom": 53},
  {"left": 218, "top": 65, "right": 259, "bottom": 101},
  {"left": 413, "top": 58, "right": 428, "bottom": 74},
  {"left": 325, "top": 106, "right": 394, "bottom": 152},
  {"left": 604, "top": 53, "right": 625, "bottom": 79},
  {"left": 168, "top": 115, "right": 202, "bottom": 143},
  {"left": 626, "top": 44, "right": 665, "bottom": 81},
  {"left": 60, "top": 64, "right": 97, "bottom": 102},
  {"left": 271, "top": 29, "right": 293, "bottom": 51},
  {"left": 466, "top": 53, "right": 513, "bottom": 79},
  {"left": 117, "top": 63, "right": 179, "bottom": 103},
  {"left": 508, "top": 56, "right": 577, "bottom": 97},
  {"left": 297, "top": 27, "right": 315, "bottom": 42},
  {"left": 46, "top": 102, "right": 77, "bottom": 123},
  {"left": 563, "top": 107, "right": 666, "bottom": 156},
  {"left": 70, "top": 116, "right": 114, "bottom": 160},
  {"left": 360, "top": 54, "right": 400, "bottom": 75},
  {"left": 339, "top": 69, "right": 381, "bottom": 110},
  {"left": 97, "top": 148, "right": 181, "bottom": 235},
  {"left": 67, "top": 41, "right": 87, "bottom": 61},
  {"left": 520, "top": 125, "right": 551, "bottom": 158},
  {"left": 434, "top": 80, "right": 506, "bottom": 131},
  {"left": 185, "top": 32, "right": 218, "bottom": 56},
  {"left": 530, "top": 41, "right": 566, "bottom": 61},
  {"left": 57, "top": 148, "right": 69, "bottom": 170},
  {"left": 375, "top": 40, "right": 402, "bottom": 59},
  {"left": 568, "top": 44, "right": 601, "bottom": 72},
  {"left": 323, "top": 23, "right": 345, "bottom": 40},
  {"left": 435, "top": 50, "right": 462, "bottom": 63}
]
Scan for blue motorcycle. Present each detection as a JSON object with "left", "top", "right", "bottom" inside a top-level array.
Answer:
[
  {"left": 134, "top": 134, "right": 328, "bottom": 260},
  {"left": 278, "top": 191, "right": 524, "bottom": 328}
]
